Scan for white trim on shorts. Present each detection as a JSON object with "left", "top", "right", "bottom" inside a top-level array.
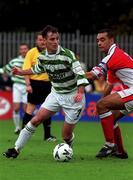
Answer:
[{"left": 117, "top": 87, "right": 133, "bottom": 113}]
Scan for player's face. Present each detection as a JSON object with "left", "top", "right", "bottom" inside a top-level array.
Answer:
[
  {"left": 36, "top": 35, "right": 46, "bottom": 50},
  {"left": 19, "top": 45, "right": 29, "bottom": 58},
  {"left": 97, "top": 32, "right": 114, "bottom": 54},
  {"left": 45, "top": 32, "right": 60, "bottom": 54}
]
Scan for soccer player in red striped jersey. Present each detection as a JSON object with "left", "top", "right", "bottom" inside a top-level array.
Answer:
[{"left": 86, "top": 28, "right": 133, "bottom": 158}]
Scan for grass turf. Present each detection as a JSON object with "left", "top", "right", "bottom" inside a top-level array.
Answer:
[{"left": 0, "top": 120, "right": 133, "bottom": 180}]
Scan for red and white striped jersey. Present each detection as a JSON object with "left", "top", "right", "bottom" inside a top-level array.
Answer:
[{"left": 92, "top": 44, "right": 133, "bottom": 88}]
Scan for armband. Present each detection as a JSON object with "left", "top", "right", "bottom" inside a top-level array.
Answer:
[{"left": 92, "top": 66, "right": 103, "bottom": 78}]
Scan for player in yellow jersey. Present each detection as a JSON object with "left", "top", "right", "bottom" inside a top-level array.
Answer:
[{"left": 22, "top": 32, "right": 56, "bottom": 141}]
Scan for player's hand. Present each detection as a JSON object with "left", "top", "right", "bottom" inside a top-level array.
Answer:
[
  {"left": 12, "top": 66, "right": 23, "bottom": 75},
  {"left": 74, "top": 92, "right": 83, "bottom": 103},
  {"left": 26, "top": 85, "right": 33, "bottom": 93},
  {"left": 86, "top": 71, "right": 95, "bottom": 79}
]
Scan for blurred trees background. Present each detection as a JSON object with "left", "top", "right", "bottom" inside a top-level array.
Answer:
[{"left": 0, "top": 0, "right": 133, "bottom": 34}]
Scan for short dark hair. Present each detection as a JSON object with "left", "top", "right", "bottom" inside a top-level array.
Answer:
[
  {"left": 35, "top": 31, "right": 42, "bottom": 40},
  {"left": 19, "top": 43, "right": 29, "bottom": 48},
  {"left": 41, "top": 25, "right": 58, "bottom": 38},
  {"left": 98, "top": 28, "right": 115, "bottom": 39}
]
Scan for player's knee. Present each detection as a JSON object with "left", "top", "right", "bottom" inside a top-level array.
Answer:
[{"left": 96, "top": 99, "right": 106, "bottom": 113}]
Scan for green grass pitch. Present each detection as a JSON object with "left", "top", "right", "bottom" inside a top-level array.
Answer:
[{"left": 0, "top": 120, "right": 133, "bottom": 180}]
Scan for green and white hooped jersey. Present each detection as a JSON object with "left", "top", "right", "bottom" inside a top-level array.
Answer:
[
  {"left": 32, "top": 46, "right": 89, "bottom": 94},
  {"left": 0, "top": 56, "right": 25, "bottom": 85}
]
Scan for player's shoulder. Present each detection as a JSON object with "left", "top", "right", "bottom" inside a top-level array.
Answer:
[
  {"left": 60, "top": 47, "right": 75, "bottom": 59},
  {"left": 25, "top": 47, "right": 39, "bottom": 59},
  {"left": 27, "top": 47, "right": 37, "bottom": 54},
  {"left": 10, "top": 57, "right": 18, "bottom": 61},
  {"left": 40, "top": 49, "right": 46, "bottom": 56},
  {"left": 37, "top": 51, "right": 46, "bottom": 62},
  {"left": 27, "top": 47, "right": 38, "bottom": 54},
  {"left": 10, "top": 56, "right": 22, "bottom": 63}
]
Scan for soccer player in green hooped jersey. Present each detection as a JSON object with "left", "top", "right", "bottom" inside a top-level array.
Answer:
[
  {"left": 0, "top": 43, "right": 29, "bottom": 134},
  {"left": 3, "top": 25, "right": 89, "bottom": 159}
]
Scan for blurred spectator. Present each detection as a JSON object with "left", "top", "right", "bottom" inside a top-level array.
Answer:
[
  {"left": 0, "top": 43, "right": 29, "bottom": 134},
  {"left": 0, "top": 74, "right": 12, "bottom": 91}
]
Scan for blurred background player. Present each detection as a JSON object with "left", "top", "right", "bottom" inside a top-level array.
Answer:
[
  {"left": 0, "top": 43, "right": 29, "bottom": 134},
  {"left": 22, "top": 31, "right": 56, "bottom": 141}
]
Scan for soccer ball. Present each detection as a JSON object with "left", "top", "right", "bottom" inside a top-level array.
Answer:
[{"left": 53, "top": 143, "right": 73, "bottom": 162}]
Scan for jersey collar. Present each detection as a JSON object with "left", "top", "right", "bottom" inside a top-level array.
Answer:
[{"left": 108, "top": 44, "right": 116, "bottom": 55}]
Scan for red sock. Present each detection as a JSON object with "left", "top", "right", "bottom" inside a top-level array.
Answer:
[
  {"left": 114, "top": 126, "right": 125, "bottom": 153},
  {"left": 100, "top": 112, "right": 115, "bottom": 143}
]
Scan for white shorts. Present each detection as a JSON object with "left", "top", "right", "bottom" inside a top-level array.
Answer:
[
  {"left": 41, "top": 90, "right": 85, "bottom": 124},
  {"left": 117, "top": 87, "right": 133, "bottom": 113},
  {"left": 13, "top": 83, "right": 27, "bottom": 104}
]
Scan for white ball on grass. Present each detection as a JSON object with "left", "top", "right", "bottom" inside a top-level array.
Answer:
[{"left": 53, "top": 143, "right": 73, "bottom": 162}]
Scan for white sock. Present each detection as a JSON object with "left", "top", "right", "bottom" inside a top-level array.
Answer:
[
  {"left": 114, "top": 123, "right": 118, "bottom": 129},
  {"left": 105, "top": 142, "right": 115, "bottom": 147},
  {"left": 15, "top": 121, "right": 36, "bottom": 151},
  {"left": 13, "top": 111, "right": 21, "bottom": 130}
]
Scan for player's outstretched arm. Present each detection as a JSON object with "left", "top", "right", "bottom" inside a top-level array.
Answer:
[{"left": 12, "top": 66, "right": 33, "bottom": 76}]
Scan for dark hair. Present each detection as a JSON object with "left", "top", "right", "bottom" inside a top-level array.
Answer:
[
  {"left": 98, "top": 28, "right": 115, "bottom": 39},
  {"left": 35, "top": 31, "right": 42, "bottom": 40},
  {"left": 19, "top": 43, "right": 29, "bottom": 48},
  {"left": 41, "top": 25, "right": 58, "bottom": 38}
]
